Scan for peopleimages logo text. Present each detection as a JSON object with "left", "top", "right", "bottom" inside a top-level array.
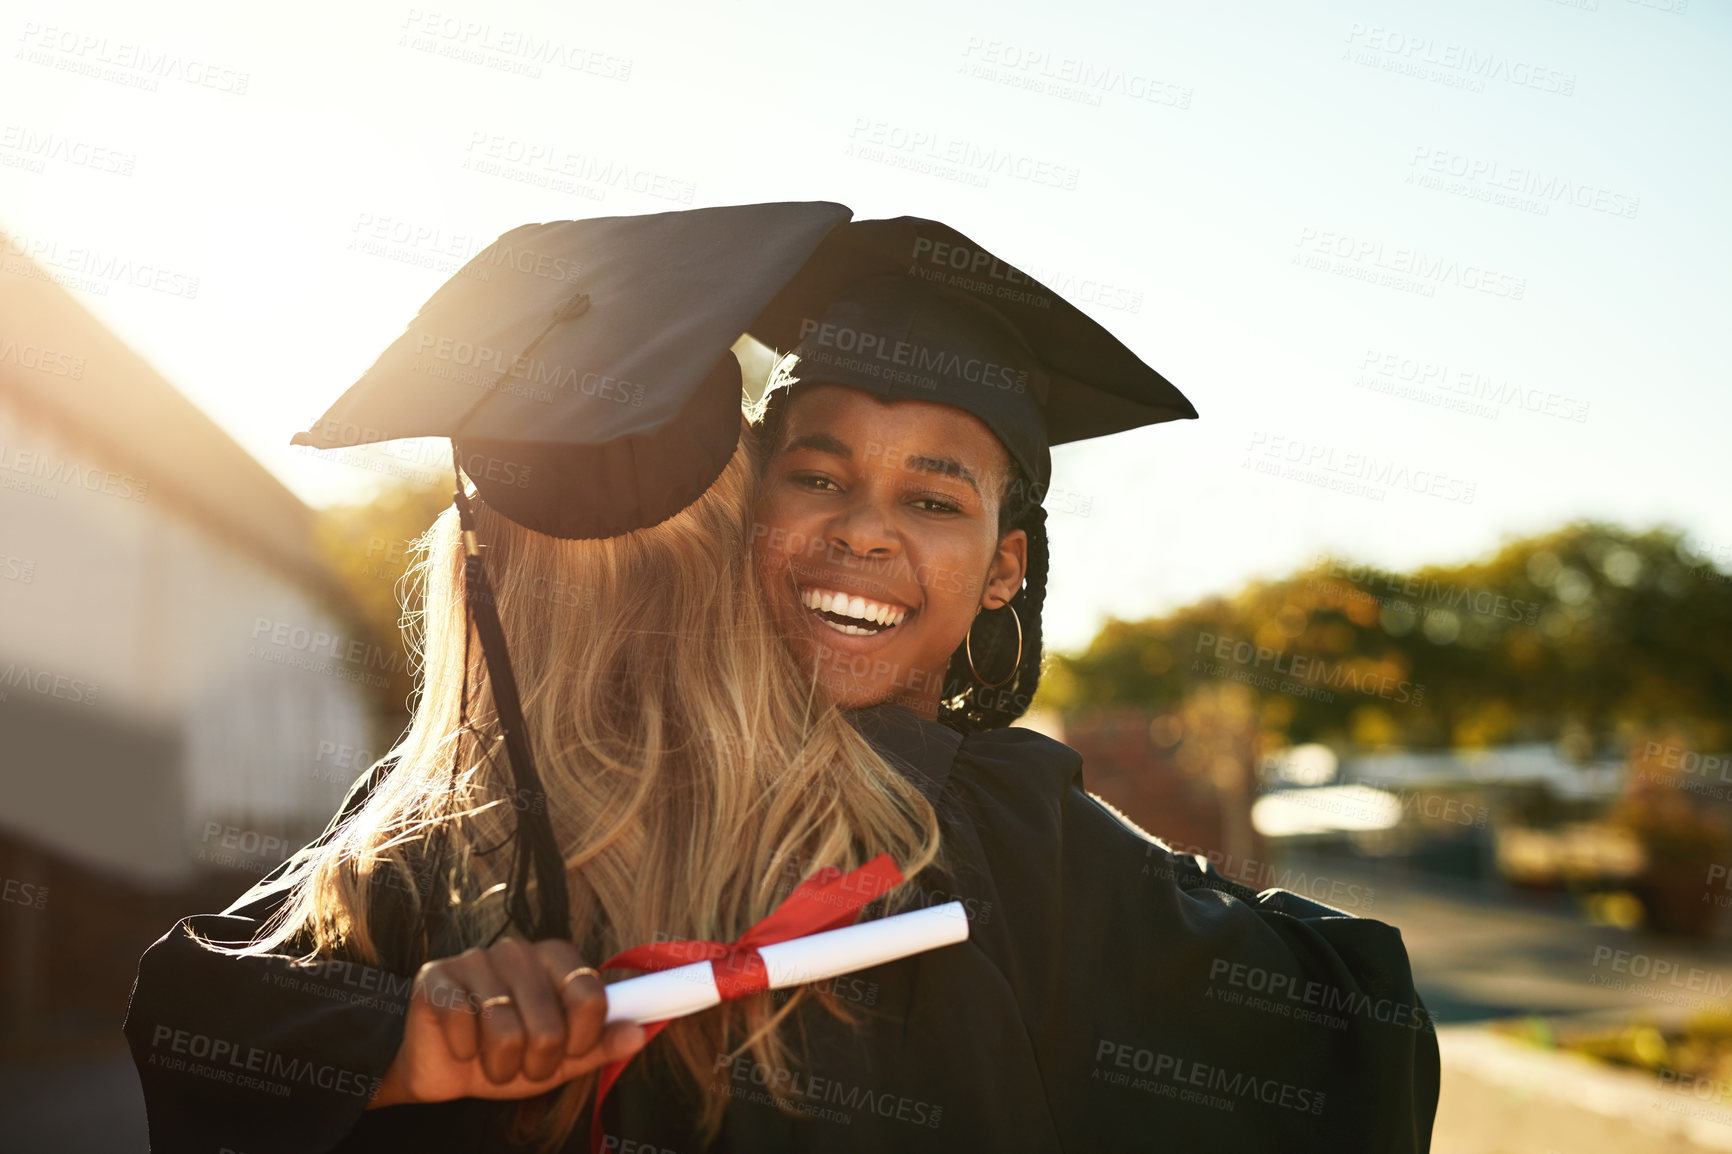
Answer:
[{"left": 795, "top": 319, "right": 1029, "bottom": 393}]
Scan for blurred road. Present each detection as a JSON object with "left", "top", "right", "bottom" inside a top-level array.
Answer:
[
  {"left": 1285, "top": 854, "right": 1732, "bottom": 1154},
  {"left": 1281, "top": 854, "right": 1732, "bottom": 1028}
]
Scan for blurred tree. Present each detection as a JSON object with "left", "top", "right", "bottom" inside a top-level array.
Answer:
[
  {"left": 312, "top": 475, "right": 454, "bottom": 737},
  {"left": 1041, "top": 522, "right": 1732, "bottom": 758}
]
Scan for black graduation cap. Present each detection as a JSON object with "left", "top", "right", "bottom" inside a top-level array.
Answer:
[
  {"left": 750, "top": 215, "right": 1198, "bottom": 492},
  {"left": 293, "top": 200, "right": 855, "bottom": 540},
  {"left": 291, "top": 201, "right": 1195, "bottom": 941}
]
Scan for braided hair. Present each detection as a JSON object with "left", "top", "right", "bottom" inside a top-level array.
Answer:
[
  {"left": 937, "top": 473, "right": 1047, "bottom": 734},
  {"left": 752, "top": 387, "right": 1048, "bottom": 734}
]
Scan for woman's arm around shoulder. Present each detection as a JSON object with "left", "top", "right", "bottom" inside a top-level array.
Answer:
[
  {"left": 122, "top": 840, "right": 416, "bottom": 1153},
  {"left": 946, "top": 725, "right": 1441, "bottom": 1151},
  {"left": 123, "top": 766, "right": 414, "bottom": 1154}
]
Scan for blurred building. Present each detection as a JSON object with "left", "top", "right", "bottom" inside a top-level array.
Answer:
[
  {"left": 1344, "top": 745, "right": 1625, "bottom": 802},
  {"left": 1050, "top": 705, "right": 1264, "bottom": 871},
  {"left": 0, "top": 247, "right": 377, "bottom": 1043}
]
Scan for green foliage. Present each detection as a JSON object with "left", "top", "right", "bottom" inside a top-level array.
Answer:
[
  {"left": 1043, "top": 522, "right": 1732, "bottom": 755},
  {"left": 313, "top": 475, "right": 455, "bottom": 727},
  {"left": 1515, "top": 1012, "right": 1732, "bottom": 1084}
]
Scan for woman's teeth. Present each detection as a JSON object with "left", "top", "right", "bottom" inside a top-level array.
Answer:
[{"left": 800, "top": 587, "right": 908, "bottom": 635}]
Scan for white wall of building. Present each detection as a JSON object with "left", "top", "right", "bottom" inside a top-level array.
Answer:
[{"left": 0, "top": 392, "right": 375, "bottom": 884}]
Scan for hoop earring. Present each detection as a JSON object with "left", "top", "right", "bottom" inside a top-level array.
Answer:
[{"left": 966, "top": 603, "right": 1023, "bottom": 689}]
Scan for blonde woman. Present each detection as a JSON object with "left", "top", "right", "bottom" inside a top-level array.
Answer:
[{"left": 125, "top": 424, "right": 949, "bottom": 1153}]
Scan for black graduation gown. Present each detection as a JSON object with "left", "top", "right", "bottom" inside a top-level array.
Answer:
[{"left": 124, "top": 704, "right": 1440, "bottom": 1153}]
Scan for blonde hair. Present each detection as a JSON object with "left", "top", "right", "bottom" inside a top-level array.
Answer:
[{"left": 226, "top": 425, "right": 943, "bottom": 1146}]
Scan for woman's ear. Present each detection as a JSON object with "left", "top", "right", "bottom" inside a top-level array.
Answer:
[{"left": 982, "top": 528, "right": 1028, "bottom": 610}]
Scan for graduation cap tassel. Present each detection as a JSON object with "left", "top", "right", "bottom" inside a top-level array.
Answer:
[{"left": 450, "top": 446, "right": 572, "bottom": 942}]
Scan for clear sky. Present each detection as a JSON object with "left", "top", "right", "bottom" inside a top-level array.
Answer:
[{"left": 4, "top": 0, "right": 1727, "bottom": 650}]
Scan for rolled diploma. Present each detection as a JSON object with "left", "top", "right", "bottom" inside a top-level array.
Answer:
[{"left": 603, "top": 901, "right": 968, "bottom": 1025}]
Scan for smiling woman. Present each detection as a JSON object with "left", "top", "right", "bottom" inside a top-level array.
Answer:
[
  {"left": 752, "top": 383, "right": 1030, "bottom": 721},
  {"left": 731, "top": 230, "right": 1441, "bottom": 1151}
]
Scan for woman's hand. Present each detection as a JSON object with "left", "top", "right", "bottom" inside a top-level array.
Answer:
[{"left": 369, "top": 937, "right": 645, "bottom": 1108}]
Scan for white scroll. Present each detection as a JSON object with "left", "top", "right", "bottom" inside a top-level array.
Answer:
[{"left": 603, "top": 901, "right": 969, "bottom": 1025}]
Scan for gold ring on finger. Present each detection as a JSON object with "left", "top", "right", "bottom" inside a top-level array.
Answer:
[
  {"left": 561, "top": 966, "right": 601, "bottom": 989},
  {"left": 480, "top": 994, "right": 515, "bottom": 1012}
]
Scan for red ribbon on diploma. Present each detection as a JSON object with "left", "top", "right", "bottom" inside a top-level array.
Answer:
[{"left": 588, "top": 853, "right": 904, "bottom": 1154}]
